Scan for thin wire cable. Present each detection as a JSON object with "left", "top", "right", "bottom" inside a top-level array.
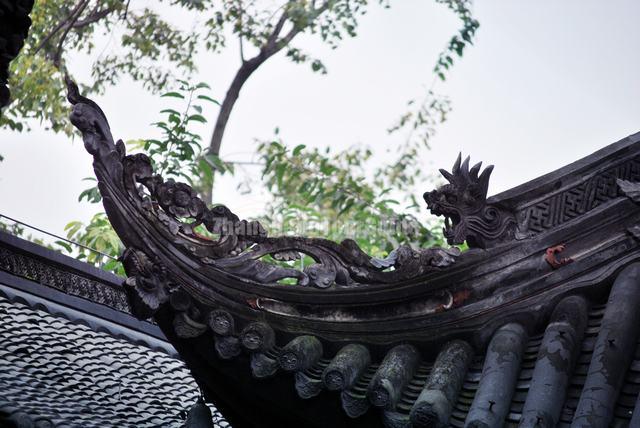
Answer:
[
  {"left": 227, "top": 160, "right": 263, "bottom": 166},
  {"left": 0, "top": 213, "right": 118, "bottom": 261}
]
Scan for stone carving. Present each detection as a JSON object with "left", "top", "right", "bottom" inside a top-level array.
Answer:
[
  {"left": 517, "top": 157, "right": 640, "bottom": 234},
  {"left": 67, "top": 79, "right": 460, "bottom": 289},
  {"left": 63, "top": 73, "right": 640, "bottom": 427},
  {"left": 617, "top": 178, "right": 640, "bottom": 203},
  {"left": 424, "top": 153, "right": 640, "bottom": 248},
  {"left": 295, "top": 372, "right": 324, "bottom": 399},
  {"left": 121, "top": 248, "right": 171, "bottom": 319},
  {"left": 424, "top": 154, "right": 516, "bottom": 248},
  {"left": 0, "top": 246, "right": 130, "bottom": 313},
  {"left": 250, "top": 352, "right": 279, "bottom": 378}
]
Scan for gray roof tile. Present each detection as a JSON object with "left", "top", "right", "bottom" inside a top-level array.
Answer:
[{"left": 0, "top": 296, "right": 230, "bottom": 428}]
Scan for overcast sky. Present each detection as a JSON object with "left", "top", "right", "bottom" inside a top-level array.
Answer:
[{"left": 1, "top": 0, "right": 639, "bottom": 243}]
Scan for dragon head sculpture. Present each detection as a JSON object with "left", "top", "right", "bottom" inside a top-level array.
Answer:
[{"left": 424, "top": 154, "right": 515, "bottom": 249}]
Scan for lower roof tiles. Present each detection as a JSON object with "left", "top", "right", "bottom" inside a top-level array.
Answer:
[
  {"left": 177, "top": 262, "right": 640, "bottom": 427},
  {"left": 0, "top": 295, "right": 230, "bottom": 428}
]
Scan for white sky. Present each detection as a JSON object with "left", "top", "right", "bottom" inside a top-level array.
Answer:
[{"left": 1, "top": 0, "right": 639, "bottom": 242}]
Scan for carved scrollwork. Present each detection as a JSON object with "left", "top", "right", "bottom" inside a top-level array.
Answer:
[
  {"left": 121, "top": 248, "right": 213, "bottom": 335},
  {"left": 424, "top": 153, "right": 516, "bottom": 249},
  {"left": 121, "top": 248, "right": 171, "bottom": 320},
  {"left": 67, "top": 80, "right": 462, "bottom": 290},
  {"left": 211, "top": 238, "right": 460, "bottom": 287},
  {"left": 121, "top": 151, "right": 265, "bottom": 258}
]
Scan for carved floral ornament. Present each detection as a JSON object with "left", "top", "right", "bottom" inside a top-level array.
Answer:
[
  {"left": 63, "top": 79, "right": 640, "bottom": 423},
  {"left": 68, "top": 75, "right": 640, "bottom": 301},
  {"left": 67, "top": 78, "right": 492, "bottom": 295},
  {"left": 57, "top": 67, "right": 640, "bottom": 428}
]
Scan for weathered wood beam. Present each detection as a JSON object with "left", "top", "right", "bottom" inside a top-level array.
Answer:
[
  {"left": 571, "top": 263, "right": 640, "bottom": 427},
  {"left": 367, "top": 344, "right": 420, "bottom": 410},
  {"left": 411, "top": 340, "right": 473, "bottom": 428},
  {"left": 465, "top": 323, "right": 527, "bottom": 427},
  {"left": 520, "top": 295, "right": 588, "bottom": 427}
]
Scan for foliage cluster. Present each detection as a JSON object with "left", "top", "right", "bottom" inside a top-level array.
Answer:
[
  {"left": 62, "top": 81, "right": 448, "bottom": 272},
  {"left": 258, "top": 138, "right": 444, "bottom": 258},
  {"left": 2, "top": 0, "right": 479, "bottom": 274},
  {"left": 2, "top": 0, "right": 391, "bottom": 135},
  {"left": 66, "top": 80, "right": 226, "bottom": 272}
]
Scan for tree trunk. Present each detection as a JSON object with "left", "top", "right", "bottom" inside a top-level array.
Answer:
[
  {"left": 203, "top": 3, "right": 320, "bottom": 203},
  {"left": 209, "top": 61, "right": 259, "bottom": 157},
  {"left": 203, "top": 55, "right": 265, "bottom": 204}
]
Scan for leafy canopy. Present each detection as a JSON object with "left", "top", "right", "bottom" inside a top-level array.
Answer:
[
  {"left": 2, "top": 0, "right": 477, "bottom": 159},
  {"left": 3, "top": 0, "right": 479, "bottom": 273},
  {"left": 2, "top": 0, "right": 388, "bottom": 134}
]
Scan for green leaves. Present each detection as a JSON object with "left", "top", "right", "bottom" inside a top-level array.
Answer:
[
  {"left": 78, "top": 178, "right": 102, "bottom": 204},
  {"left": 65, "top": 81, "right": 222, "bottom": 275},
  {"left": 433, "top": 0, "right": 480, "bottom": 82},
  {"left": 54, "top": 240, "right": 72, "bottom": 253},
  {"left": 292, "top": 144, "right": 306, "bottom": 156},
  {"left": 257, "top": 136, "right": 444, "bottom": 258},
  {"left": 0, "top": 54, "right": 69, "bottom": 134},
  {"left": 197, "top": 94, "right": 220, "bottom": 105},
  {"left": 161, "top": 92, "right": 186, "bottom": 99},
  {"left": 5, "top": 0, "right": 473, "bottom": 275},
  {"left": 61, "top": 213, "right": 124, "bottom": 275},
  {"left": 383, "top": 0, "right": 478, "bottom": 191},
  {"left": 203, "top": 152, "right": 232, "bottom": 175},
  {"left": 142, "top": 80, "right": 221, "bottom": 191},
  {"left": 1, "top": 0, "right": 200, "bottom": 134},
  {"left": 91, "top": 7, "right": 199, "bottom": 94},
  {"left": 188, "top": 114, "right": 207, "bottom": 123}
]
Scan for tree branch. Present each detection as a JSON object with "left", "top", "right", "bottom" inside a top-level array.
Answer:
[
  {"left": 203, "top": 0, "right": 332, "bottom": 203},
  {"left": 271, "top": 1, "right": 331, "bottom": 52},
  {"left": 33, "top": 0, "right": 87, "bottom": 54},
  {"left": 53, "top": 0, "right": 89, "bottom": 67},
  {"left": 238, "top": 0, "right": 245, "bottom": 62},
  {"left": 122, "top": 0, "right": 132, "bottom": 21},
  {"left": 72, "top": 6, "right": 117, "bottom": 28},
  {"left": 266, "top": 6, "right": 290, "bottom": 49}
]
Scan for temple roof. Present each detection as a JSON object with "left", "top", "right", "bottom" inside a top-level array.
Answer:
[
  {"left": 8, "top": 2, "right": 640, "bottom": 426},
  {"left": 0, "top": 231, "right": 229, "bottom": 427},
  {"left": 0, "top": 295, "right": 228, "bottom": 427},
  {"left": 64, "top": 77, "right": 640, "bottom": 427},
  {"left": 157, "top": 265, "right": 640, "bottom": 427}
]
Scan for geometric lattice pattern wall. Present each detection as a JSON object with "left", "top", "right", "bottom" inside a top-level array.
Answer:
[{"left": 517, "top": 155, "right": 640, "bottom": 233}]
